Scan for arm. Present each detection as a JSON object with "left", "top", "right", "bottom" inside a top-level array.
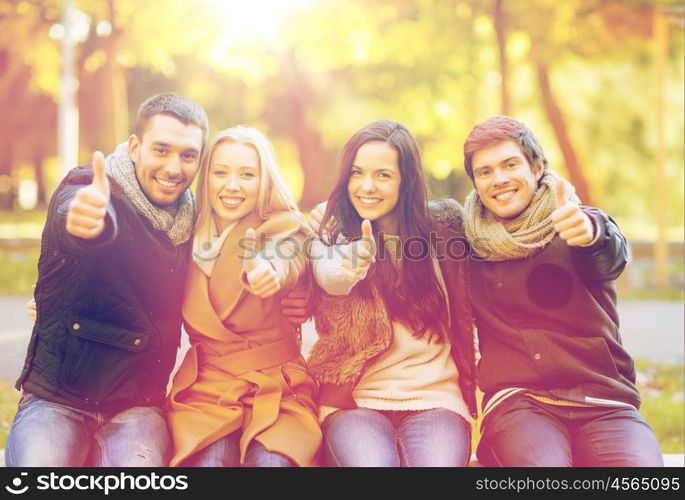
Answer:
[
  {"left": 50, "top": 154, "right": 118, "bottom": 254},
  {"left": 309, "top": 235, "right": 373, "bottom": 295},
  {"left": 571, "top": 207, "right": 628, "bottom": 282}
]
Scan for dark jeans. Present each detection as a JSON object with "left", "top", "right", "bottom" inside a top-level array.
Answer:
[
  {"left": 183, "top": 431, "right": 295, "bottom": 467},
  {"left": 5, "top": 392, "right": 170, "bottom": 467},
  {"left": 322, "top": 407, "right": 472, "bottom": 467},
  {"left": 477, "top": 394, "right": 663, "bottom": 467}
]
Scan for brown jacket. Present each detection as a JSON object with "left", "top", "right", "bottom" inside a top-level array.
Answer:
[
  {"left": 168, "top": 210, "right": 321, "bottom": 466},
  {"left": 307, "top": 213, "right": 478, "bottom": 418}
]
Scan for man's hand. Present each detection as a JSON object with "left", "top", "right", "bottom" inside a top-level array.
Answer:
[
  {"left": 66, "top": 151, "right": 110, "bottom": 240},
  {"left": 242, "top": 228, "right": 282, "bottom": 298},
  {"left": 340, "top": 219, "right": 376, "bottom": 282},
  {"left": 551, "top": 179, "right": 594, "bottom": 246},
  {"left": 307, "top": 201, "right": 328, "bottom": 234},
  {"left": 281, "top": 287, "right": 312, "bottom": 325},
  {"left": 27, "top": 284, "right": 36, "bottom": 324}
]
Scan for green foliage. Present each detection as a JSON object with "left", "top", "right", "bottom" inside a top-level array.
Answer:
[
  {"left": 635, "top": 360, "right": 685, "bottom": 454},
  {"left": 0, "top": 382, "right": 19, "bottom": 450}
]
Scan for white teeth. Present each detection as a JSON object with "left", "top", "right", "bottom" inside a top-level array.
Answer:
[
  {"left": 222, "top": 197, "right": 243, "bottom": 207},
  {"left": 359, "top": 197, "right": 381, "bottom": 204},
  {"left": 494, "top": 191, "right": 515, "bottom": 201},
  {"left": 156, "top": 178, "right": 179, "bottom": 188}
]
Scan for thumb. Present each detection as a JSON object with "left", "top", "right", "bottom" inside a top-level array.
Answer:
[
  {"left": 360, "top": 219, "right": 376, "bottom": 256},
  {"left": 555, "top": 178, "right": 569, "bottom": 208},
  {"left": 242, "top": 228, "right": 259, "bottom": 272},
  {"left": 92, "top": 151, "right": 110, "bottom": 200}
]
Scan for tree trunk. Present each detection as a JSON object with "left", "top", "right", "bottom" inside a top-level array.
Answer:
[
  {"left": 535, "top": 61, "right": 592, "bottom": 205},
  {"left": 494, "top": 0, "right": 510, "bottom": 115},
  {"left": 281, "top": 50, "right": 334, "bottom": 210}
]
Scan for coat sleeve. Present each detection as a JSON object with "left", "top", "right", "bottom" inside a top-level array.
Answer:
[
  {"left": 571, "top": 207, "right": 628, "bottom": 282},
  {"left": 48, "top": 168, "right": 119, "bottom": 255}
]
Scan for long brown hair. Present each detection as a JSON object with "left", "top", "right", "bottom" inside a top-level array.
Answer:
[{"left": 320, "top": 119, "right": 449, "bottom": 340}]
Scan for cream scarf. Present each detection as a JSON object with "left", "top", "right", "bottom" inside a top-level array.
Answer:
[
  {"left": 192, "top": 216, "right": 237, "bottom": 276},
  {"left": 464, "top": 171, "right": 580, "bottom": 262},
  {"left": 105, "top": 142, "right": 194, "bottom": 246}
]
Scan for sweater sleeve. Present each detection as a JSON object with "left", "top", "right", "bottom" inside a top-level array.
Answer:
[
  {"left": 310, "top": 238, "right": 361, "bottom": 296},
  {"left": 262, "top": 231, "right": 307, "bottom": 289}
]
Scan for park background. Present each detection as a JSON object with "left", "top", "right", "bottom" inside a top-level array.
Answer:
[{"left": 0, "top": 0, "right": 683, "bottom": 458}]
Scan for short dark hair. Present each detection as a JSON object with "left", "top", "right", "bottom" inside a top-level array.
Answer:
[
  {"left": 463, "top": 115, "right": 547, "bottom": 181},
  {"left": 134, "top": 93, "right": 209, "bottom": 145}
]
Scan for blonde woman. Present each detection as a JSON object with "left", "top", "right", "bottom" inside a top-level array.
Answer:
[{"left": 167, "top": 126, "right": 321, "bottom": 467}]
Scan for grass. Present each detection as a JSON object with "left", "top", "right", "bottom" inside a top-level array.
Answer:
[{"left": 0, "top": 360, "right": 681, "bottom": 456}]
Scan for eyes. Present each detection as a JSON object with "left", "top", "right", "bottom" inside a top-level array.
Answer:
[
  {"left": 211, "top": 168, "right": 257, "bottom": 179},
  {"left": 351, "top": 168, "right": 393, "bottom": 179},
  {"left": 152, "top": 147, "right": 199, "bottom": 163},
  {"left": 474, "top": 161, "right": 518, "bottom": 178}
]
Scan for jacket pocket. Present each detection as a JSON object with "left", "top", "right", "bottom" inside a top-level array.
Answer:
[{"left": 60, "top": 313, "right": 148, "bottom": 404}]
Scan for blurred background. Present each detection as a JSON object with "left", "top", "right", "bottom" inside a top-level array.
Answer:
[{"left": 0, "top": 0, "right": 683, "bottom": 456}]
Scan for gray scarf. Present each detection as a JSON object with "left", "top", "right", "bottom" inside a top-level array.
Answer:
[
  {"left": 464, "top": 170, "right": 580, "bottom": 261},
  {"left": 105, "top": 142, "right": 194, "bottom": 246}
]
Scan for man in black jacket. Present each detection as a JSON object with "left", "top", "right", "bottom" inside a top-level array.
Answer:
[
  {"left": 5, "top": 93, "right": 208, "bottom": 466},
  {"left": 462, "top": 115, "right": 662, "bottom": 466}
]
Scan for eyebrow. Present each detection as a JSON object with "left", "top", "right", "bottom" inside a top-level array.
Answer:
[
  {"left": 151, "top": 141, "right": 200, "bottom": 153},
  {"left": 211, "top": 163, "right": 258, "bottom": 169},
  {"left": 474, "top": 155, "right": 520, "bottom": 169},
  {"left": 352, "top": 164, "right": 396, "bottom": 174}
]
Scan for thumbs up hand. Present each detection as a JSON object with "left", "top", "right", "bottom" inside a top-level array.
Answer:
[
  {"left": 341, "top": 219, "right": 376, "bottom": 282},
  {"left": 242, "top": 228, "right": 282, "bottom": 298},
  {"left": 66, "top": 151, "right": 111, "bottom": 240},
  {"left": 550, "top": 179, "right": 594, "bottom": 246}
]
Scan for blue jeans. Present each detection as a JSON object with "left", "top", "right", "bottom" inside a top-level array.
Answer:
[
  {"left": 322, "top": 407, "right": 471, "bottom": 467},
  {"left": 477, "top": 394, "right": 664, "bottom": 467},
  {"left": 183, "top": 431, "right": 295, "bottom": 467},
  {"left": 5, "top": 392, "right": 171, "bottom": 467}
]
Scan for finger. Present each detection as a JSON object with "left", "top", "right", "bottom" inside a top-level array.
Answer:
[
  {"left": 242, "top": 228, "right": 259, "bottom": 272},
  {"left": 91, "top": 151, "right": 110, "bottom": 200},
  {"left": 550, "top": 202, "right": 576, "bottom": 224},
  {"left": 286, "top": 287, "right": 308, "bottom": 299},
  {"left": 360, "top": 219, "right": 376, "bottom": 256},
  {"left": 286, "top": 316, "right": 309, "bottom": 325},
  {"left": 553, "top": 209, "right": 585, "bottom": 232},
  {"left": 555, "top": 178, "right": 569, "bottom": 208},
  {"left": 566, "top": 234, "right": 593, "bottom": 247},
  {"left": 70, "top": 199, "right": 108, "bottom": 220},
  {"left": 281, "top": 297, "right": 308, "bottom": 308},
  {"left": 253, "top": 282, "right": 281, "bottom": 298},
  {"left": 66, "top": 220, "right": 104, "bottom": 239},
  {"left": 281, "top": 307, "right": 308, "bottom": 317},
  {"left": 559, "top": 225, "right": 589, "bottom": 241},
  {"left": 67, "top": 213, "right": 102, "bottom": 231}
]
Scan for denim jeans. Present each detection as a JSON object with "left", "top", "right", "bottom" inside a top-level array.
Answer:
[
  {"left": 183, "top": 431, "right": 295, "bottom": 467},
  {"left": 477, "top": 394, "right": 664, "bottom": 467},
  {"left": 5, "top": 392, "right": 171, "bottom": 467},
  {"left": 322, "top": 407, "right": 471, "bottom": 467}
]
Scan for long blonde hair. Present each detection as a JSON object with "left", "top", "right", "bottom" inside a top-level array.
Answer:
[{"left": 194, "top": 125, "right": 299, "bottom": 231}]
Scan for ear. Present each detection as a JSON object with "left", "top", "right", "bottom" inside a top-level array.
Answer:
[
  {"left": 127, "top": 134, "right": 140, "bottom": 163},
  {"left": 533, "top": 160, "right": 544, "bottom": 182}
]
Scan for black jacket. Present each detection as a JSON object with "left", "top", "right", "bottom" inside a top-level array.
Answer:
[
  {"left": 16, "top": 165, "right": 191, "bottom": 413},
  {"left": 470, "top": 208, "right": 640, "bottom": 409}
]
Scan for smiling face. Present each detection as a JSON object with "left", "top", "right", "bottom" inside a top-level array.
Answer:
[
  {"left": 128, "top": 114, "right": 204, "bottom": 207},
  {"left": 347, "top": 140, "right": 402, "bottom": 234},
  {"left": 207, "top": 141, "right": 261, "bottom": 232},
  {"left": 472, "top": 139, "right": 544, "bottom": 220}
]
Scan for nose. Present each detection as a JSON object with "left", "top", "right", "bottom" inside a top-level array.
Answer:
[
  {"left": 163, "top": 154, "right": 182, "bottom": 178},
  {"left": 360, "top": 175, "right": 376, "bottom": 193},
  {"left": 493, "top": 168, "right": 509, "bottom": 186},
  {"left": 225, "top": 174, "right": 240, "bottom": 191}
]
